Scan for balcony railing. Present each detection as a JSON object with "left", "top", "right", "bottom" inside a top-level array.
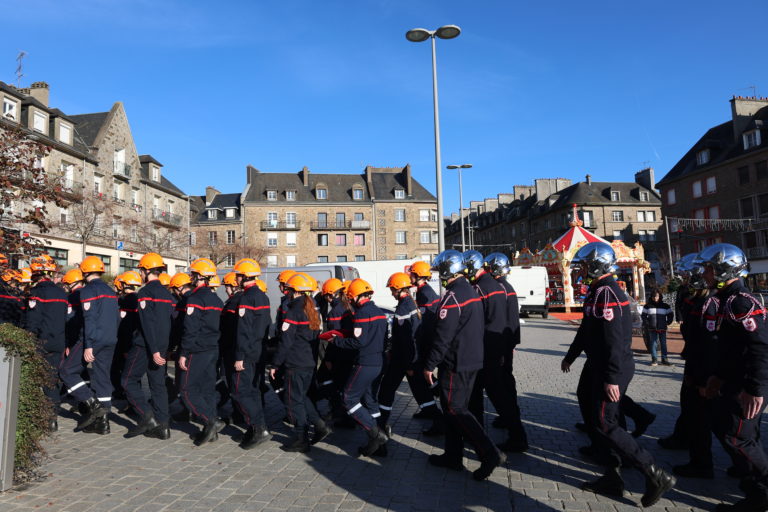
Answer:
[
  {"left": 152, "top": 208, "right": 183, "bottom": 227},
  {"left": 260, "top": 221, "right": 301, "bottom": 231},
  {"left": 114, "top": 162, "right": 131, "bottom": 179},
  {"left": 58, "top": 179, "right": 84, "bottom": 197},
  {"left": 310, "top": 220, "right": 370, "bottom": 230}
]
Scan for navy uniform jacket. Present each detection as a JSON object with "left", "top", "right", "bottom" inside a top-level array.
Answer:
[
  {"left": 324, "top": 298, "right": 354, "bottom": 365},
  {"left": 181, "top": 285, "right": 223, "bottom": 357},
  {"left": 118, "top": 292, "right": 140, "bottom": 352},
  {"left": 683, "top": 292, "right": 719, "bottom": 387},
  {"left": 497, "top": 277, "right": 522, "bottom": 349},
  {"left": 273, "top": 297, "right": 320, "bottom": 369},
  {"left": 679, "top": 290, "right": 697, "bottom": 357},
  {"left": 136, "top": 280, "right": 175, "bottom": 355},
  {"left": 566, "top": 275, "right": 633, "bottom": 385},
  {"left": 334, "top": 300, "right": 386, "bottom": 366},
  {"left": 65, "top": 289, "right": 84, "bottom": 348},
  {"left": 714, "top": 279, "right": 768, "bottom": 398},
  {"left": 641, "top": 300, "right": 674, "bottom": 331},
  {"left": 424, "top": 276, "right": 484, "bottom": 373},
  {"left": 416, "top": 283, "right": 440, "bottom": 348},
  {"left": 170, "top": 291, "right": 189, "bottom": 354},
  {"left": 390, "top": 295, "right": 421, "bottom": 366},
  {"left": 219, "top": 290, "right": 242, "bottom": 358},
  {"left": 0, "top": 282, "right": 23, "bottom": 326},
  {"left": 25, "top": 280, "right": 68, "bottom": 353},
  {"left": 79, "top": 278, "right": 119, "bottom": 349},
  {"left": 235, "top": 283, "right": 270, "bottom": 362}
]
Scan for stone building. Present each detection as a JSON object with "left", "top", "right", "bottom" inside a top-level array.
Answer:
[
  {"left": 0, "top": 81, "right": 189, "bottom": 273},
  {"left": 657, "top": 96, "right": 768, "bottom": 279}
]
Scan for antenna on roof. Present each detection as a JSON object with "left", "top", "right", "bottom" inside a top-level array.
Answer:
[
  {"left": 740, "top": 84, "right": 758, "bottom": 97},
  {"left": 641, "top": 160, "right": 651, "bottom": 169},
  {"left": 15, "top": 51, "right": 27, "bottom": 88}
]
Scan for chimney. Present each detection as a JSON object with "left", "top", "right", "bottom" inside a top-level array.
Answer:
[
  {"left": 635, "top": 167, "right": 655, "bottom": 190},
  {"left": 585, "top": 174, "right": 592, "bottom": 186},
  {"left": 205, "top": 186, "right": 220, "bottom": 206},
  {"left": 730, "top": 96, "right": 768, "bottom": 142},
  {"left": 403, "top": 164, "right": 413, "bottom": 196},
  {"left": 245, "top": 164, "right": 260, "bottom": 184},
  {"left": 364, "top": 165, "right": 375, "bottom": 199},
  {"left": 451, "top": 212, "right": 459, "bottom": 222},
  {"left": 19, "top": 81, "right": 50, "bottom": 107},
  {"left": 497, "top": 193, "right": 515, "bottom": 205},
  {"left": 301, "top": 166, "right": 310, "bottom": 187}
]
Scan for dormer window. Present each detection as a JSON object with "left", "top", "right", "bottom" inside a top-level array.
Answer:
[
  {"left": 286, "top": 190, "right": 296, "bottom": 201},
  {"left": 696, "top": 149, "right": 710, "bottom": 166},
  {"left": 33, "top": 111, "right": 47, "bottom": 134},
  {"left": 352, "top": 187, "right": 364, "bottom": 200},
  {"left": 2, "top": 97, "right": 18, "bottom": 121},
  {"left": 207, "top": 209, "right": 217, "bottom": 220},
  {"left": 58, "top": 122, "right": 72, "bottom": 144},
  {"left": 394, "top": 188, "right": 406, "bottom": 199},
  {"left": 610, "top": 190, "right": 620, "bottom": 202},
  {"left": 151, "top": 166, "right": 160, "bottom": 182},
  {"left": 640, "top": 191, "right": 649, "bottom": 201},
  {"left": 225, "top": 208, "right": 236, "bottom": 219},
  {"left": 744, "top": 130, "right": 762, "bottom": 150},
  {"left": 316, "top": 186, "right": 328, "bottom": 200},
  {"left": 266, "top": 189, "right": 278, "bottom": 201}
]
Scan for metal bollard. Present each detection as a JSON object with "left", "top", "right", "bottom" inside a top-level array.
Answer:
[{"left": 0, "top": 347, "right": 21, "bottom": 491}]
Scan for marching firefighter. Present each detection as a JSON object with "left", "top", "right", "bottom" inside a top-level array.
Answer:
[
  {"left": 320, "top": 278, "right": 356, "bottom": 428},
  {"left": 0, "top": 268, "right": 23, "bottom": 326},
  {"left": 168, "top": 272, "right": 193, "bottom": 420},
  {"left": 218, "top": 271, "right": 242, "bottom": 423},
  {"left": 269, "top": 270, "right": 297, "bottom": 405}
]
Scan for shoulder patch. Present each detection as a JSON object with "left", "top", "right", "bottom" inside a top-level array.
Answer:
[
  {"left": 282, "top": 322, "right": 290, "bottom": 332},
  {"left": 67, "top": 305, "right": 72, "bottom": 315},
  {"left": 354, "top": 327, "right": 363, "bottom": 338},
  {"left": 187, "top": 306, "right": 195, "bottom": 316},
  {"left": 83, "top": 301, "right": 91, "bottom": 311},
  {"left": 28, "top": 300, "right": 36, "bottom": 309},
  {"left": 706, "top": 320, "right": 716, "bottom": 332},
  {"left": 140, "top": 300, "right": 147, "bottom": 309},
  {"left": 743, "top": 317, "right": 758, "bottom": 332},
  {"left": 603, "top": 308, "right": 614, "bottom": 322},
  {"left": 238, "top": 307, "right": 245, "bottom": 317},
  {"left": 120, "top": 310, "right": 126, "bottom": 319},
  {"left": 439, "top": 308, "right": 448, "bottom": 319}
]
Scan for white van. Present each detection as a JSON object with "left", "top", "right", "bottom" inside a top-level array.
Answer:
[{"left": 507, "top": 266, "right": 549, "bottom": 318}]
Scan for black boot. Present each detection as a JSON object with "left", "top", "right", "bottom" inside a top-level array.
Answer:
[
  {"left": 672, "top": 463, "right": 714, "bottom": 479},
  {"left": 310, "top": 422, "right": 332, "bottom": 445},
  {"left": 428, "top": 453, "right": 464, "bottom": 471},
  {"left": 631, "top": 412, "right": 656, "bottom": 438},
  {"left": 422, "top": 415, "right": 445, "bottom": 437},
  {"left": 83, "top": 416, "right": 110, "bottom": 435},
  {"left": 581, "top": 467, "right": 624, "bottom": 497},
  {"left": 473, "top": 451, "right": 506, "bottom": 481},
  {"left": 125, "top": 414, "right": 158, "bottom": 438},
  {"left": 194, "top": 418, "right": 225, "bottom": 446},
  {"left": 413, "top": 405, "right": 439, "bottom": 420},
  {"left": 282, "top": 429, "right": 311, "bottom": 453},
  {"left": 240, "top": 425, "right": 271, "bottom": 450},
  {"left": 334, "top": 415, "right": 357, "bottom": 429},
  {"left": 358, "top": 426, "right": 388, "bottom": 457},
  {"left": 76, "top": 397, "right": 107, "bottom": 430},
  {"left": 641, "top": 464, "right": 676, "bottom": 507},
  {"left": 144, "top": 423, "right": 171, "bottom": 440}
]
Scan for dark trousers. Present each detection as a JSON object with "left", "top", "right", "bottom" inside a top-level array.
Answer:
[
  {"left": 378, "top": 357, "right": 437, "bottom": 423},
  {"left": 42, "top": 351, "right": 63, "bottom": 406},
  {"left": 577, "top": 362, "right": 651, "bottom": 435},
  {"left": 688, "top": 390, "right": 714, "bottom": 469},
  {"left": 111, "top": 339, "right": 130, "bottom": 399},
  {"left": 121, "top": 344, "right": 170, "bottom": 424},
  {"left": 59, "top": 340, "right": 116, "bottom": 408},
  {"left": 713, "top": 393, "right": 768, "bottom": 501},
  {"left": 181, "top": 350, "right": 218, "bottom": 424},
  {"left": 286, "top": 367, "right": 321, "bottom": 430},
  {"left": 229, "top": 359, "right": 265, "bottom": 429},
  {"left": 269, "top": 366, "right": 286, "bottom": 403},
  {"left": 469, "top": 355, "right": 528, "bottom": 443},
  {"left": 343, "top": 364, "right": 383, "bottom": 431},
  {"left": 440, "top": 369, "right": 498, "bottom": 462},
  {"left": 329, "top": 357, "right": 354, "bottom": 415}
]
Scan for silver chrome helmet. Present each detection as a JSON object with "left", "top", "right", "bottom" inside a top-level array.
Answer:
[
  {"left": 571, "top": 242, "right": 617, "bottom": 279},
  {"left": 674, "top": 253, "right": 698, "bottom": 278},
  {"left": 432, "top": 250, "right": 467, "bottom": 280},
  {"left": 696, "top": 243, "right": 749, "bottom": 285},
  {"left": 462, "top": 250, "right": 485, "bottom": 278},
  {"left": 483, "top": 252, "right": 510, "bottom": 277}
]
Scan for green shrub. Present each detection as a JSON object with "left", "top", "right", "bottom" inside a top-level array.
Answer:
[{"left": 0, "top": 323, "right": 54, "bottom": 484}]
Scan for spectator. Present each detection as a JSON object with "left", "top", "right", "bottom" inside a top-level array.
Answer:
[{"left": 641, "top": 289, "right": 674, "bottom": 366}]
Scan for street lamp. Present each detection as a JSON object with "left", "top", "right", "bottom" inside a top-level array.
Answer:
[
  {"left": 447, "top": 164, "right": 472, "bottom": 251},
  {"left": 406, "top": 24, "right": 462, "bottom": 253}
]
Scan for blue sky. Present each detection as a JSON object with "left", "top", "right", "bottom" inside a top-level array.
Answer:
[{"left": 2, "top": 1, "right": 767, "bottom": 214}]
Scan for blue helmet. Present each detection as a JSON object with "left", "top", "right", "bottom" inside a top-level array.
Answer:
[
  {"left": 695, "top": 243, "right": 749, "bottom": 284},
  {"left": 462, "top": 250, "right": 484, "bottom": 278},
  {"left": 432, "top": 250, "right": 466, "bottom": 280},
  {"left": 483, "top": 252, "right": 510, "bottom": 277},
  {"left": 674, "top": 253, "right": 698, "bottom": 279},
  {"left": 571, "top": 242, "right": 617, "bottom": 278}
]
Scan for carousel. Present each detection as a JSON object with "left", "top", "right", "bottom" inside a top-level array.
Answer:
[{"left": 513, "top": 204, "right": 651, "bottom": 311}]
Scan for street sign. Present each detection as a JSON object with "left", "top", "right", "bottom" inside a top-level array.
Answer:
[{"left": 115, "top": 241, "right": 124, "bottom": 250}]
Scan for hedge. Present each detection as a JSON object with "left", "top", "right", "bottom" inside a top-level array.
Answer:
[{"left": 0, "top": 323, "right": 55, "bottom": 484}]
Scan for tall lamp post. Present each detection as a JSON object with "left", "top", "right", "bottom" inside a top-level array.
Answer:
[
  {"left": 406, "top": 24, "right": 462, "bottom": 253},
  {"left": 447, "top": 164, "right": 472, "bottom": 251}
]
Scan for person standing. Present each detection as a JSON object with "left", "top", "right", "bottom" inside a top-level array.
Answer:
[
  {"left": 0, "top": 268, "right": 23, "bottom": 326},
  {"left": 168, "top": 272, "right": 193, "bottom": 421},
  {"left": 642, "top": 289, "right": 674, "bottom": 366}
]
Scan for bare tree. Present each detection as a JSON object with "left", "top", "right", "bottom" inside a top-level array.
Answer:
[
  {"left": 130, "top": 217, "right": 189, "bottom": 262},
  {"left": 54, "top": 191, "right": 115, "bottom": 261},
  {"left": 191, "top": 231, "right": 270, "bottom": 267}
]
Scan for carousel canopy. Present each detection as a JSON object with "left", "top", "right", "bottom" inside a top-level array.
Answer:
[{"left": 551, "top": 204, "right": 610, "bottom": 252}]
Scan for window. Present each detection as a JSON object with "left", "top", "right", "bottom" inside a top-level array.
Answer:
[
  {"left": 286, "top": 255, "right": 296, "bottom": 267},
  {"left": 741, "top": 197, "right": 755, "bottom": 218},
  {"left": 647, "top": 230, "right": 656, "bottom": 241},
  {"left": 267, "top": 212, "right": 278, "bottom": 227},
  {"left": 692, "top": 180, "right": 702, "bottom": 198},
  {"left": 60, "top": 207, "right": 69, "bottom": 224},
  {"left": 226, "top": 230, "right": 235, "bottom": 245},
  {"left": 189, "top": 232, "right": 197, "bottom": 246},
  {"left": 696, "top": 149, "right": 710, "bottom": 166},
  {"left": 395, "top": 254, "right": 408, "bottom": 260},
  {"left": 639, "top": 191, "right": 649, "bottom": 201},
  {"left": 694, "top": 208, "right": 706, "bottom": 221},
  {"left": 394, "top": 209, "right": 406, "bottom": 222},
  {"left": 758, "top": 161, "right": 768, "bottom": 181},
  {"left": 352, "top": 188, "right": 364, "bottom": 200},
  {"left": 150, "top": 166, "right": 159, "bottom": 182},
  {"left": 738, "top": 166, "right": 750, "bottom": 185},
  {"left": 666, "top": 188, "right": 676, "bottom": 205},
  {"left": 266, "top": 190, "right": 277, "bottom": 201},
  {"left": 637, "top": 211, "right": 645, "bottom": 222},
  {"left": 2, "top": 98, "right": 17, "bottom": 120},
  {"left": 316, "top": 187, "right": 327, "bottom": 200},
  {"left": 336, "top": 255, "right": 348, "bottom": 262},
  {"left": 59, "top": 123, "right": 72, "bottom": 144},
  {"left": 286, "top": 190, "right": 296, "bottom": 201},
  {"left": 646, "top": 211, "right": 656, "bottom": 222},
  {"left": 744, "top": 129, "right": 762, "bottom": 150},
  {"left": 354, "top": 212, "right": 364, "bottom": 221},
  {"left": 354, "top": 234, "right": 365, "bottom": 246},
  {"left": 611, "top": 211, "right": 624, "bottom": 222},
  {"left": 207, "top": 209, "right": 217, "bottom": 220},
  {"left": 335, "top": 234, "right": 347, "bottom": 246},
  {"left": 286, "top": 212, "right": 297, "bottom": 227},
  {"left": 581, "top": 210, "right": 593, "bottom": 228},
  {"left": 705, "top": 176, "right": 716, "bottom": 194},
  {"left": 130, "top": 189, "right": 139, "bottom": 206},
  {"left": 394, "top": 188, "right": 405, "bottom": 199},
  {"left": 610, "top": 191, "right": 620, "bottom": 202},
  {"left": 669, "top": 218, "right": 679, "bottom": 233},
  {"left": 267, "top": 255, "right": 278, "bottom": 267},
  {"left": 420, "top": 231, "right": 431, "bottom": 244},
  {"left": 638, "top": 230, "right": 647, "bottom": 241},
  {"left": 759, "top": 193, "right": 768, "bottom": 217},
  {"left": 317, "top": 212, "right": 327, "bottom": 228},
  {"left": 33, "top": 111, "right": 46, "bottom": 133},
  {"left": 225, "top": 208, "right": 236, "bottom": 218},
  {"left": 318, "top": 234, "right": 328, "bottom": 246},
  {"left": 267, "top": 233, "right": 278, "bottom": 247},
  {"left": 708, "top": 206, "right": 720, "bottom": 219},
  {"left": 395, "top": 231, "right": 406, "bottom": 244},
  {"left": 355, "top": 255, "right": 365, "bottom": 262},
  {"left": 419, "top": 209, "right": 430, "bottom": 222},
  {"left": 317, "top": 256, "right": 329, "bottom": 263},
  {"left": 118, "top": 257, "right": 139, "bottom": 273},
  {"left": 613, "top": 230, "right": 623, "bottom": 240},
  {"left": 225, "top": 253, "right": 236, "bottom": 267},
  {"left": 208, "top": 231, "right": 217, "bottom": 245},
  {"left": 286, "top": 232, "right": 297, "bottom": 247},
  {"left": 336, "top": 212, "right": 346, "bottom": 227},
  {"left": 93, "top": 176, "right": 102, "bottom": 194}
]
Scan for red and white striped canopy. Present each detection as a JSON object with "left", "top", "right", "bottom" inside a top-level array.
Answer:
[{"left": 551, "top": 225, "right": 610, "bottom": 253}]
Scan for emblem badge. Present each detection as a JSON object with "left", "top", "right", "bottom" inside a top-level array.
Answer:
[
  {"left": 743, "top": 317, "right": 757, "bottom": 332},
  {"left": 187, "top": 306, "right": 195, "bottom": 315},
  {"left": 706, "top": 320, "right": 716, "bottom": 332},
  {"left": 120, "top": 311, "right": 126, "bottom": 319},
  {"left": 238, "top": 307, "right": 245, "bottom": 317},
  {"left": 83, "top": 302, "right": 91, "bottom": 311},
  {"left": 67, "top": 305, "right": 72, "bottom": 315},
  {"left": 439, "top": 309, "right": 448, "bottom": 319},
  {"left": 354, "top": 327, "right": 363, "bottom": 338},
  {"left": 282, "top": 322, "right": 290, "bottom": 332},
  {"left": 140, "top": 301, "right": 147, "bottom": 309},
  {"left": 28, "top": 300, "right": 36, "bottom": 309},
  {"left": 603, "top": 308, "right": 614, "bottom": 321}
]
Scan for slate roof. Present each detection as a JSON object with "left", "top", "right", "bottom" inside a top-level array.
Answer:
[
  {"left": 370, "top": 171, "right": 436, "bottom": 201},
  {"left": 658, "top": 106, "right": 768, "bottom": 186},
  {"left": 140, "top": 165, "right": 186, "bottom": 197},
  {"left": 68, "top": 112, "right": 109, "bottom": 148},
  {"left": 194, "top": 193, "right": 242, "bottom": 222}
]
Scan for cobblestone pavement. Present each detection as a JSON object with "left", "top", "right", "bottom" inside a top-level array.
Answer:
[{"left": 0, "top": 317, "right": 754, "bottom": 511}]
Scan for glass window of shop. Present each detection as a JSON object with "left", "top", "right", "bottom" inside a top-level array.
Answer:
[{"left": 119, "top": 257, "right": 140, "bottom": 273}]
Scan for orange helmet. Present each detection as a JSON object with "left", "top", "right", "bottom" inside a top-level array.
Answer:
[
  {"left": 189, "top": 258, "right": 216, "bottom": 277},
  {"left": 0, "top": 253, "right": 8, "bottom": 266},
  {"left": 158, "top": 272, "right": 171, "bottom": 286},
  {"left": 233, "top": 258, "right": 261, "bottom": 277},
  {"left": 122, "top": 270, "right": 143, "bottom": 287},
  {"left": 209, "top": 275, "right": 221, "bottom": 288},
  {"left": 387, "top": 272, "right": 412, "bottom": 290},
  {"left": 18, "top": 268, "right": 32, "bottom": 283},
  {"left": 322, "top": 278, "right": 344, "bottom": 296},
  {"left": 277, "top": 269, "right": 297, "bottom": 284},
  {"left": 341, "top": 280, "right": 352, "bottom": 292},
  {"left": 138, "top": 252, "right": 165, "bottom": 270},
  {"left": 410, "top": 260, "right": 432, "bottom": 278},
  {"left": 2, "top": 269, "right": 18, "bottom": 283},
  {"left": 170, "top": 272, "right": 192, "bottom": 289},
  {"left": 255, "top": 278, "right": 267, "bottom": 293},
  {"left": 286, "top": 273, "right": 315, "bottom": 292},
  {"left": 62, "top": 268, "right": 84, "bottom": 285},
  {"left": 346, "top": 278, "right": 373, "bottom": 300},
  {"left": 223, "top": 272, "right": 238, "bottom": 287},
  {"left": 113, "top": 274, "right": 124, "bottom": 291},
  {"left": 80, "top": 256, "right": 105, "bottom": 274},
  {"left": 30, "top": 254, "right": 57, "bottom": 272}
]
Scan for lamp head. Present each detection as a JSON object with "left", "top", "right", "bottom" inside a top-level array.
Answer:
[
  {"left": 406, "top": 28, "right": 432, "bottom": 42},
  {"left": 435, "top": 25, "right": 461, "bottom": 39}
]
